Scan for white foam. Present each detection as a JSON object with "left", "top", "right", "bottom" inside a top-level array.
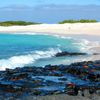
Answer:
[
  {"left": 73, "top": 39, "right": 100, "bottom": 54},
  {"left": 53, "top": 35, "right": 100, "bottom": 53},
  {"left": 0, "top": 48, "right": 61, "bottom": 70},
  {"left": 7, "top": 32, "right": 36, "bottom": 35}
]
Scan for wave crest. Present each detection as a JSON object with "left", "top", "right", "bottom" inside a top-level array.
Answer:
[{"left": 0, "top": 48, "right": 61, "bottom": 70}]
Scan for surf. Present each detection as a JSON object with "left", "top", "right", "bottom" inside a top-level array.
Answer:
[
  {"left": 0, "top": 48, "right": 61, "bottom": 70},
  {"left": 0, "top": 33, "right": 99, "bottom": 70}
]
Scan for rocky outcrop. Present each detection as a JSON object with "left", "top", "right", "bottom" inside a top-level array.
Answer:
[
  {"left": 55, "top": 52, "right": 86, "bottom": 57},
  {"left": 0, "top": 60, "right": 100, "bottom": 99}
]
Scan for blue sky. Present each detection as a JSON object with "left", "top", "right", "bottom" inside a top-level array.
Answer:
[
  {"left": 0, "top": 0, "right": 100, "bottom": 23},
  {"left": 1, "top": 0, "right": 100, "bottom": 6}
]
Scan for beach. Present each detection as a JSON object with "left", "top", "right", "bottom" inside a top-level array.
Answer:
[{"left": 0, "top": 23, "right": 100, "bottom": 36}]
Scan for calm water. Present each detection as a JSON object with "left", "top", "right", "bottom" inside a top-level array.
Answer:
[{"left": 0, "top": 33, "right": 99, "bottom": 70}]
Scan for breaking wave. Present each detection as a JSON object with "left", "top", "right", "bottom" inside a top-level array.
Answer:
[{"left": 0, "top": 48, "right": 61, "bottom": 70}]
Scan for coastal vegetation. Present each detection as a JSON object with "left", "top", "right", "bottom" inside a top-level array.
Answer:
[
  {"left": 0, "top": 21, "right": 41, "bottom": 26},
  {"left": 59, "top": 19, "right": 97, "bottom": 24},
  {"left": 0, "top": 20, "right": 98, "bottom": 26}
]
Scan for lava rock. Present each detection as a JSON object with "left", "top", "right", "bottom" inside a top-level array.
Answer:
[{"left": 55, "top": 52, "right": 86, "bottom": 57}]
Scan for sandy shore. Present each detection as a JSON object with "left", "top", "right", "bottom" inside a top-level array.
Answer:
[{"left": 0, "top": 23, "right": 100, "bottom": 36}]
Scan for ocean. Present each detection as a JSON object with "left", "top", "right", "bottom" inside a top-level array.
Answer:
[{"left": 0, "top": 33, "right": 99, "bottom": 70}]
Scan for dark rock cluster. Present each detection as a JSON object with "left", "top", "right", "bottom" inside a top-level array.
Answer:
[
  {"left": 55, "top": 52, "right": 86, "bottom": 57},
  {"left": 0, "top": 60, "right": 100, "bottom": 99}
]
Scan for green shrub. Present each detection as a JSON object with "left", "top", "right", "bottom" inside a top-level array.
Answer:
[
  {"left": 59, "top": 19, "right": 97, "bottom": 24},
  {"left": 0, "top": 21, "right": 41, "bottom": 26}
]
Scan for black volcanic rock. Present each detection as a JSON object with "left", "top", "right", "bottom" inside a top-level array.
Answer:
[
  {"left": 55, "top": 52, "right": 86, "bottom": 57},
  {"left": 0, "top": 60, "right": 100, "bottom": 99}
]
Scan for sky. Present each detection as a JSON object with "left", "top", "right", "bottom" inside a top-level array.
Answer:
[
  {"left": 1, "top": 0, "right": 100, "bottom": 6},
  {"left": 0, "top": 0, "right": 100, "bottom": 23}
]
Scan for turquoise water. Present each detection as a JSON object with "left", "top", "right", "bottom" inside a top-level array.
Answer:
[{"left": 0, "top": 33, "right": 98, "bottom": 70}]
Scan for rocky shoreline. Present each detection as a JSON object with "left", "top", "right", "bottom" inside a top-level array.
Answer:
[{"left": 0, "top": 60, "right": 100, "bottom": 100}]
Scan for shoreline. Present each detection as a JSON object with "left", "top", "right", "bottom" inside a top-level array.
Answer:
[
  {"left": 0, "top": 25, "right": 100, "bottom": 69},
  {"left": 0, "top": 23, "right": 100, "bottom": 36},
  {"left": 0, "top": 24, "right": 100, "bottom": 69}
]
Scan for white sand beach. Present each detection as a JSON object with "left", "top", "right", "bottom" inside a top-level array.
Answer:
[{"left": 0, "top": 23, "right": 100, "bottom": 36}]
